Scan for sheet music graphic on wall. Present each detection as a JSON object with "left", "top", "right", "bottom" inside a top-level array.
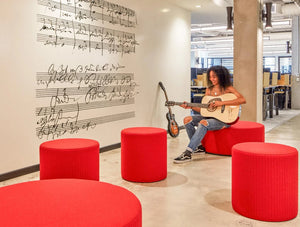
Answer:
[
  {"left": 37, "top": 0, "right": 138, "bottom": 55},
  {"left": 36, "top": 63, "right": 139, "bottom": 139},
  {"left": 36, "top": 0, "right": 140, "bottom": 139}
]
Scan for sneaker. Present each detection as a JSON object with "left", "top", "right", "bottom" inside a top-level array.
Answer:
[
  {"left": 193, "top": 145, "right": 206, "bottom": 156},
  {"left": 173, "top": 150, "right": 192, "bottom": 164}
]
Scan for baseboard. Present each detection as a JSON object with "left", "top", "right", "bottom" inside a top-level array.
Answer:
[
  {"left": 0, "top": 165, "right": 40, "bottom": 182},
  {"left": 100, "top": 143, "right": 121, "bottom": 152},
  {"left": 0, "top": 143, "right": 121, "bottom": 182}
]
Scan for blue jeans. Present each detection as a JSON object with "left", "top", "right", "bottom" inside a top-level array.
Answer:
[{"left": 185, "top": 115, "right": 230, "bottom": 152}]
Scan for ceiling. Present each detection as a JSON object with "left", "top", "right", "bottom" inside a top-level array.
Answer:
[{"left": 166, "top": 0, "right": 300, "bottom": 57}]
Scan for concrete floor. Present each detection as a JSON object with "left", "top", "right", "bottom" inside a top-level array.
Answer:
[{"left": 1, "top": 109, "right": 300, "bottom": 227}]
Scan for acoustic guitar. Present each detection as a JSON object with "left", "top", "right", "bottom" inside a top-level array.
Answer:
[
  {"left": 159, "top": 82, "right": 179, "bottom": 137},
  {"left": 166, "top": 93, "right": 240, "bottom": 124}
]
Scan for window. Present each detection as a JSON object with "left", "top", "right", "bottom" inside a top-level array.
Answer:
[
  {"left": 207, "top": 58, "right": 221, "bottom": 68},
  {"left": 278, "top": 56, "right": 292, "bottom": 74},
  {"left": 207, "top": 58, "right": 233, "bottom": 70},
  {"left": 263, "top": 57, "right": 276, "bottom": 71}
]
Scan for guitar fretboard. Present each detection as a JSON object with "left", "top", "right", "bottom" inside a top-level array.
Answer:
[{"left": 172, "top": 102, "right": 209, "bottom": 108}]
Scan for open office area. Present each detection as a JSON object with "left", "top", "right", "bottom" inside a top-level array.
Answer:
[{"left": 0, "top": 0, "right": 300, "bottom": 226}]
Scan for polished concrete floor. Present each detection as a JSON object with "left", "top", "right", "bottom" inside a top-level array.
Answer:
[{"left": 1, "top": 109, "right": 300, "bottom": 227}]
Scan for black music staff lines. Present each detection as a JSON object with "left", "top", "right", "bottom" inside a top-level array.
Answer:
[
  {"left": 37, "top": 33, "right": 136, "bottom": 54},
  {"left": 37, "top": 0, "right": 137, "bottom": 27},
  {"left": 37, "top": 14, "right": 138, "bottom": 55},
  {"left": 36, "top": 85, "right": 135, "bottom": 98},
  {"left": 36, "top": 71, "right": 134, "bottom": 88},
  {"left": 36, "top": 98, "right": 135, "bottom": 116},
  {"left": 36, "top": 111, "right": 135, "bottom": 139}
]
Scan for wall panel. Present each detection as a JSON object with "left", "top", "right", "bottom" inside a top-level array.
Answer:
[{"left": 0, "top": 0, "right": 190, "bottom": 174}]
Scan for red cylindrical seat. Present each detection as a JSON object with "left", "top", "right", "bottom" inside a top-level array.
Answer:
[
  {"left": 40, "top": 138, "right": 100, "bottom": 181},
  {"left": 0, "top": 179, "right": 141, "bottom": 226},
  {"left": 202, "top": 121, "right": 265, "bottom": 155},
  {"left": 121, "top": 127, "right": 167, "bottom": 182},
  {"left": 232, "top": 142, "right": 298, "bottom": 221}
]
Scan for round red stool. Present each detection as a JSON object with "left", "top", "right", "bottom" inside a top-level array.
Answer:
[
  {"left": 121, "top": 127, "right": 167, "bottom": 182},
  {"left": 232, "top": 142, "right": 298, "bottom": 221},
  {"left": 0, "top": 179, "right": 141, "bottom": 226},
  {"left": 40, "top": 138, "right": 100, "bottom": 181},
  {"left": 202, "top": 121, "right": 265, "bottom": 155}
]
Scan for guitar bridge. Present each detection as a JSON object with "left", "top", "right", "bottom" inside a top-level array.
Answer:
[{"left": 221, "top": 105, "right": 225, "bottom": 113}]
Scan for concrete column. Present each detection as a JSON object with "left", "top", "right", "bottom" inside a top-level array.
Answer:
[
  {"left": 292, "top": 16, "right": 300, "bottom": 109},
  {"left": 233, "top": 0, "right": 263, "bottom": 122}
]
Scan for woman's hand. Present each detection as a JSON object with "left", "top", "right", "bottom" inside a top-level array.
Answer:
[
  {"left": 180, "top": 101, "right": 190, "bottom": 109},
  {"left": 209, "top": 100, "right": 223, "bottom": 108}
]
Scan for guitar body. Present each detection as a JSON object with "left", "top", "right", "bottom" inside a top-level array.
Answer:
[
  {"left": 166, "top": 113, "right": 179, "bottom": 138},
  {"left": 165, "top": 93, "right": 240, "bottom": 124},
  {"left": 200, "top": 94, "right": 239, "bottom": 123}
]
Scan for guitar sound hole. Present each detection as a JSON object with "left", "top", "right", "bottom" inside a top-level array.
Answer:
[
  {"left": 207, "top": 106, "right": 217, "bottom": 112},
  {"left": 207, "top": 98, "right": 221, "bottom": 112}
]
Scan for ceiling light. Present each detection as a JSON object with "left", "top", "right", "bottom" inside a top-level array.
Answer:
[
  {"left": 264, "top": 50, "right": 290, "bottom": 54},
  {"left": 195, "top": 5, "right": 201, "bottom": 8},
  {"left": 161, "top": 8, "right": 170, "bottom": 13},
  {"left": 191, "top": 26, "right": 227, "bottom": 32},
  {"left": 208, "top": 52, "right": 233, "bottom": 57},
  {"left": 191, "top": 39, "right": 233, "bottom": 44},
  {"left": 212, "top": 0, "right": 226, "bottom": 7},
  {"left": 263, "top": 44, "right": 286, "bottom": 48},
  {"left": 272, "top": 20, "right": 291, "bottom": 26}
]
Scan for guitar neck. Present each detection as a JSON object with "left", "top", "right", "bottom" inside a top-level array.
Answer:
[{"left": 172, "top": 102, "right": 209, "bottom": 108}]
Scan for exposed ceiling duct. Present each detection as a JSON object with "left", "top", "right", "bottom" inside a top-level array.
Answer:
[
  {"left": 166, "top": 0, "right": 293, "bottom": 55},
  {"left": 281, "top": 0, "right": 300, "bottom": 15}
]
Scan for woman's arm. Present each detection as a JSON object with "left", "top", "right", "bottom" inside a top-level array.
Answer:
[
  {"left": 212, "top": 86, "right": 246, "bottom": 107},
  {"left": 180, "top": 103, "right": 201, "bottom": 113},
  {"left": 180, "top": 88, "right": 211, "bottom": 112}
]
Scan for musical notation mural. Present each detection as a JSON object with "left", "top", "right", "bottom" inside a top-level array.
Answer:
[
  {"left": 36, "top": 63, "right": 138, "bottom": 139},
  {"left": 36, "top": 0, "right": 139, "bottom": 139},
  {"left": 37, "top": 0, "right": 138, "bottom": 55}
]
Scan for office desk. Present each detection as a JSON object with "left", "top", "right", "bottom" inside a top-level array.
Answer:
[
  {"left": 0, "top": 179, "right": 141, "bottom": 226},
  {"left": 263, "top": 85, "right": 290, "bottom": 120}
]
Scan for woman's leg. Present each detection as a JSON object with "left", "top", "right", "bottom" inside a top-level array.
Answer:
[
  {"left": 184, "top": 115, "right": 204, "bottom": 140},
  {"left": 186, "top": 118, "right": 229, "bottom": 152},
  {"left": 174, "top": 118, "right": 229, "bottom": 163}
]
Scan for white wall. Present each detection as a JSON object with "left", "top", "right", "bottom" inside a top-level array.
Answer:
[{"left": 0, "top": 0, "right": 191, "bottom": 174}]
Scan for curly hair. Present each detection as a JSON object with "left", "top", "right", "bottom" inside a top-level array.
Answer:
[{"left": 206, "top": 65, "right": 232, "bottom": 90}]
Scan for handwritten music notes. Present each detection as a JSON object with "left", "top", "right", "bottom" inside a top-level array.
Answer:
[
  {"left": 37, "top": 0, "right": 138, "bottom": 55},
  {"left": 36, "top": 63, "right": 138, "bottom": 139},
  {"left": 36, "top": 0, "right": 139, "bottom": 139}
]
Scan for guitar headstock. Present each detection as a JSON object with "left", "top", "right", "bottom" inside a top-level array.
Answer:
[
  {"left": 158, "top": 81, "right": 166, "bottom": 92},
  {"left": 165, "top": 101, "right": 175, "bottom": 106}
]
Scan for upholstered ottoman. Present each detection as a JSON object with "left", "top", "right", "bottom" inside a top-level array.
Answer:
[
  {"left": 232, "top": 142, "right": 298, "bottom": 221},
  {"left": 0, "top": 179, "right": 141, "bottom": 226},
  {"left": 121, "top": 127, "right": 167, "bottom": 182},
  {"left": 202, "top": 121, "right": 265, "bottom": 155},
  {"left": 40, "top": 138, "right": 100, "bottom": 181}
]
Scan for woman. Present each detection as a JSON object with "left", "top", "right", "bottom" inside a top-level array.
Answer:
[{"left": 174, "top": 65, "right": 246, "bottom": 163}]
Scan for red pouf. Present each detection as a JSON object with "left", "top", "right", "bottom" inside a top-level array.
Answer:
[
  {"left": 40, "top": 138, "right": 100, "bottom": 181},
  {"left": 121, "top": 127, "right": 167, "bottom": 182},
  {"left": 232, "top": 142, "right": 298, "bottom": 222},
  {"left": 0, "top": 179, "right": 142, "bottom": 226},
  {"left": 202, "top": 121, "right": 265, "bottom": 155}
]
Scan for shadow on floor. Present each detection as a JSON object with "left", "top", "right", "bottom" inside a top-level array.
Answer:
[
  {"left": 136, "top": 171, "right": 188, "bottom": 188},
  {"left": 205, "top": 188, "right": 236, "bottom": 215}
]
